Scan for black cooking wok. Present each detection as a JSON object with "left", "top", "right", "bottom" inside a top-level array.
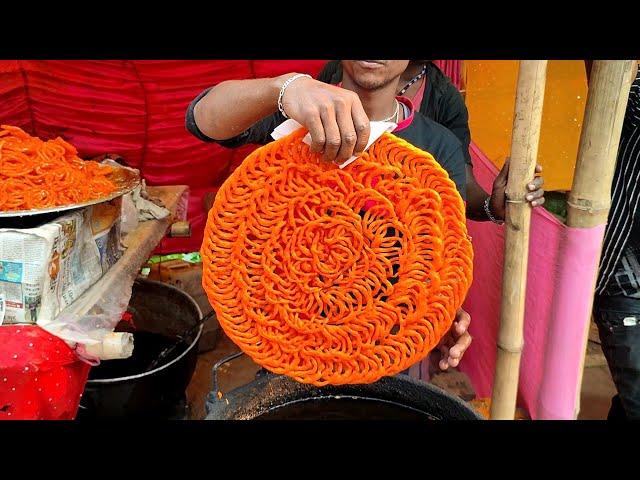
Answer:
[
  {"left": 77, "top": 279, "right": 205, "bottom": 419},
  {"left": 205, "top": 352, "right": 483, "bottom": 420}
]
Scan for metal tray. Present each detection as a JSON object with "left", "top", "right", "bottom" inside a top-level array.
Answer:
[{"left": 0, "top": 166, "right": 140, "bottom": 218}]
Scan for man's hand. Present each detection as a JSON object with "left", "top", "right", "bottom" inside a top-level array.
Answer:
[
  {"left": 489, "top": 157, "right": 545, "bottom": 221},
  {"left": 280, "top": 76, "right": 371, "bottom": 164},
  {"left": 432, "top": 308, "right": 472, "bottom": 372}
]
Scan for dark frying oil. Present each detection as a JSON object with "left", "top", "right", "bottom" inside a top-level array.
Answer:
[
  {"left": 88, "top": 331, "right": 180, "bottom": 380},
  {"left": 256, "top": 398, "right": 436, "bottom": 420}
]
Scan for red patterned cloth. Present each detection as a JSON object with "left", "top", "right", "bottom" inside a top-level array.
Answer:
[{"left": 0, "top": 325, "right": 90, "bottom": 420}]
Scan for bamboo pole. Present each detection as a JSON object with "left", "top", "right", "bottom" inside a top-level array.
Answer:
[
  {"left": 568, "top": 60, "right": 636, "bottom": 417},
  {"left": 490, "top": 61, "right": 548, "bottom": 420}
]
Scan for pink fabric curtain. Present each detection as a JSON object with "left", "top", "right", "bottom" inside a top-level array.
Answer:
[{"left": 458, "top": 143, "right": 604, "bottom": 419}]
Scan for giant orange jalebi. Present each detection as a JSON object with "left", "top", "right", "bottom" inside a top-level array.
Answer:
[
  {"left": 201, "top": 129, "right": 473, "bottom": 386},
  {"left": 0, "top": 125, "right": 116, "bottom": 212}
]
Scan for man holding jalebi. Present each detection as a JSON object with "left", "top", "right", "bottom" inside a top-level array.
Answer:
[
  {"left": 316, "top": 61, "right": 546, "bottom": 225},
  {"left": 186, "top": 60, "right": 538, "bottom": 377}
]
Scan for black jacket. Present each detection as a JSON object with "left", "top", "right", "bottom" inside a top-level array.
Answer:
[{"left": 316, "top": 61, "right": 472, "bottom": 165}]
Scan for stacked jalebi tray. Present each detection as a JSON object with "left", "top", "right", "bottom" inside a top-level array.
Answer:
[
  {"left": 0, "top": 125, "right": 116, "bottom": 212},
  {"left": 201, "top": 129, "right": 473, "bottom": 386}
]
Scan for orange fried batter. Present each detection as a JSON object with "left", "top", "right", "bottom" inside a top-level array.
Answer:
[
  {"left": 201, "top": 129, "right": 473, "bottom": 386},
  {"left": 0, "top": 125, "right": 116, "bottom": 211}
]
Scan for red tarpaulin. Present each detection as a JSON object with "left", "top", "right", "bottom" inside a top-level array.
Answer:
[
  {"left": 0, "top": 60, "right": 463, "bottom": 419},
  {"left": 0, "top": 60, "right": 328, "bottom": 254},
  {"left": 0, "top": 60, "right": 460, "bottom": 254}
]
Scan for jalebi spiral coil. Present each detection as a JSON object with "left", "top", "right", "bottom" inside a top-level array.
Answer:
[{"left": 201, "top": 129, "right": 473, "bottom": 386}]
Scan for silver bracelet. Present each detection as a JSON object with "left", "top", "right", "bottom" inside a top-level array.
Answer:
[
  {"left": 484, "top": 196, "right": 504, "bottom": 225},
  {"left": 277, "top": 73, "right": 311, "bottom": 119}
]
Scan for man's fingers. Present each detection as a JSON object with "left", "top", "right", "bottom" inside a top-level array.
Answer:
[
  {"left": 449, "top": 333, "right": 473, "bottom": 360},
  {"left": 532, "top": 196, "right": 546, "bottom": 207},
  {"left": 528, "top": 176, "right": 544, "bottom": 191},
  {"left": 351, "top": 99, "right": 370, "bottom": 155},
  {"left": 335, "top": 100, "right": 358, "bottom": 162},
  {"left": 306, "top": 112, "right": 326, "bottom": 154},
  {"left": 440, "top": 344, "right": 450, "bottom": 359},
  {"left": 455, "top": 321, "right": 468, "bottom": 336},
  {"left": 319, "top": 105, "right": 341, "bottom": 162},
  {"left": 526, "top": 189, "right": 545, "bottom": 202},
  {"left": 455, "top": 310, "right": 471, "bottom": 334}
]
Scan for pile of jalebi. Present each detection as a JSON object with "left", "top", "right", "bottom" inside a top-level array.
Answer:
[
  {"left": 0, "top": 125, "right": 116, "bottom": 212},
  {"left": 201, "top": 129, "right": 473, "bottom": 386}
]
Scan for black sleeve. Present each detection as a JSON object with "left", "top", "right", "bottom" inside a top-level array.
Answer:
[
  {"left": 185, "top": 87, "right": 286, "bottom": 148},
  {"left": 438, "top": 85, "right": 473, "bottom": 166},
  {"left": 439, "top": 144, "right": 467, "bottom": 202},
  {"left": 316, "top": 61, "right": 342, "bottom": 85},
  {"left": 421, "top": 64, "right": 473, "bottom": 166}
]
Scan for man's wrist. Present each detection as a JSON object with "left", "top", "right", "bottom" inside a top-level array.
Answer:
[
  {"left": 270, "top": 74, "right": 294, "bottom": 111},
  {"left": 484, "top": 196, "right": 504, "bottom": 225},
  {"left": 276, "top": 73, "right": 312, "bottom": 119}
]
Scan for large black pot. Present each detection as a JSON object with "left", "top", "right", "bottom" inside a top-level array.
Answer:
[
  {"left": 205, "top": 352, "right": 482, "bottom": 420},
  {"left": 78, "top": 279, "right": 204, "bottom": 419}
]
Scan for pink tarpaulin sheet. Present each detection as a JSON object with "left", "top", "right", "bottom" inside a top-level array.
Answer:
[{"left": 458, "top": 143, "right": 606, "bottom": 420}]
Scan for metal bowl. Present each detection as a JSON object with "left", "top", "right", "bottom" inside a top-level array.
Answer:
[{"left": 0, "top": 166, "right": 140, "bottom": 218}]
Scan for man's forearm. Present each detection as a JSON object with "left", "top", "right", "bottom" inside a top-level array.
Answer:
[{"left": 193, "top": 75, "right": 289, "bottom": 141}]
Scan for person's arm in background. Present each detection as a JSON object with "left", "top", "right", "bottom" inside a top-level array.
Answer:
[
  {"left": 192, "top": 73, "right": 371, "bottom": 163},
  {"left": 437, "top": 81, "right": 544, "bottom": 221},
  {"left": 435, "top": 84, "right": 491, "bottom": 220}
]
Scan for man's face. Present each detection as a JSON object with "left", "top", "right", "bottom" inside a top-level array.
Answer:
[{"left": 341, "top": 60, "right": 410, "bottom": 91}]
